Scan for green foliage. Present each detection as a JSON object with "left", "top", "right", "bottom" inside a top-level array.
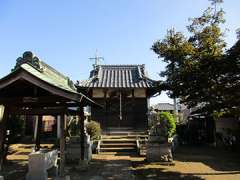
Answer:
[
  {"left": 159, "top": 112, "right": 176, "bottom": 138},
  {"left": 86, "top": 121, "right": 101, "bottom": 140},
  {"left": 212, "top": 111, "right": 226, "bottom": 120},
  {"left": 152, "top": 1, "right": 240, "bottom": 116}
]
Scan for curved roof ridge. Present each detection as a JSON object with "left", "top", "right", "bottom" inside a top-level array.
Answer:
[{"left": 78, "top": 63, "right": 160, "bottom": 88}]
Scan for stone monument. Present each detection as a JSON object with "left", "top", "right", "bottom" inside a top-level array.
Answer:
[
  {"left": 26, "top": 149, "right": 58, "bottom": 180},
  {"left": 146, "top": 118, "right": 173, "bottom": 162}
]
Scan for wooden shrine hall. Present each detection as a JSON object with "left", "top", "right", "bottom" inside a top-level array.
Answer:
[
  {"left": 0, "top": 51, "right": 97, "bottom": 175},
  {"left": 77, "top": 64, "right": 159, "bottom": 130}
]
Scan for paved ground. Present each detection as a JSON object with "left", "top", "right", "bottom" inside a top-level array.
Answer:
[{"left": 2, "top": 144, "right": 240, "bottom": 180}]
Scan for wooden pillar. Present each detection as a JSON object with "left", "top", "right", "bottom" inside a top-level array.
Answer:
[
  {"left": 59, "top": 114, "right": 66, "bottom": 177},
  {"left": 132, "top": 89, "right": 136, "bottom": 128},
  {"left": 57, "top": 115, "right": 61, "bottom": 139},
  {"left": 35, "top": 115, "right": 43, "bottom": 151},
  {"left": 79, "top": 106, "right": 85, "bottom": 161},
  {"left": 0, "top": 105, "right": 8, "bottom": 171},
  {"left": 104, "top": 90, "right": 107, "bottom": 129},
  {"left": 119, "top": 90, "right": 122, "bottom": 122}
]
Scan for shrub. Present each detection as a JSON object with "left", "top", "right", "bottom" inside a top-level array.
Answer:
[
  {"left": 159, "top": 112, "right": 176, "bottom": 138},
  {"left": 86, "top": 121, "right": 101, "bottom": 140}
]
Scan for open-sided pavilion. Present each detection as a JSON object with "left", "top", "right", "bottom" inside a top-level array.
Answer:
[{"left": 0, "top": 51, "right": 97, "bottom": 176}]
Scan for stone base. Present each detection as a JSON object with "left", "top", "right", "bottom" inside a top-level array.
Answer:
[{"left": 146, "top": 142, "right": 173, "bottom": 162}]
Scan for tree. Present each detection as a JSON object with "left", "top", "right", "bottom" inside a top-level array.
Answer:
[
  {"left": 237, "top": 28, "right": 240, "bottom": 40},
  {"left": 152, "top": 0, "right": 239, "bottom": 116},
  {"left": 220, "top": 39, "right": 240, "bottom": 115}
]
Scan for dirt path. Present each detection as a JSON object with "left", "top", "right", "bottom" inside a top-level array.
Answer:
[
  {"left": 2, "top": 144, "right": 240, "bottom": 180},
  {"left": 132, "top": 146, "right": 240, "bottom": 180},
  {"left": 68, "top": 153, "right": 135, "bottom": 180}
]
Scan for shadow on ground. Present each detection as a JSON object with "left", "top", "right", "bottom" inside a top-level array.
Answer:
[
  {"left": 1, "top": 160, "right": 27, "bottom": 180},
  {"left": 68, "top": 158, "right": 134, "bottom": 180},
  {"left": 174, "top": 145, "right": 240, "bottom": 171}
]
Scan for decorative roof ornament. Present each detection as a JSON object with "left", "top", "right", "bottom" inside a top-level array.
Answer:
[{"left": 13, "top": 51, "right": 42, "bottom": 71}]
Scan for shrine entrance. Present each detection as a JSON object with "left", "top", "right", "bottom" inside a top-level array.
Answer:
[{"left": 107, "top": 90, "right": 135, "bottom": 128}]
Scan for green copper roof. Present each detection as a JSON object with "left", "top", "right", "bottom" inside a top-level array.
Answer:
[
  {"left": 0, "top": 52, "right": 100, "bottom": 106},
  {"left": 20, "top": 63, "right": 76, "bottom": 93},
  {"left": 6, "top": 51, "right": 77, "bottom": 94}
]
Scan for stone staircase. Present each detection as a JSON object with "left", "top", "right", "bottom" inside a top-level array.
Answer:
[{"left": 99, "top": 127, "right": 147, "bottom": 154}]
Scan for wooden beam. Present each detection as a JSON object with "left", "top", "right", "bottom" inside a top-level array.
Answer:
[
  {"left": 132, "top": 89, "right": 136, "bottom": 128},
  {"left": 33, "top": 116, "right": 38, "bottom": 145},
  {"left": 0, "top": 70, "right": 96, "bottom": 106},
  {"left": 79, "top": 106, "right": 85, "bottom": 161},
  {"left": 35, "top": 115, "right": 42, "bottom": 151},
  {"left": 0, "top": 106, "right": 8, "bottom": 171},
  {"left": 57, "top": 115, "right": 61, "bottom": 139},
  {"left": 8, "top": 106, "right": 68, "bottom": 115},
  {"left": 104, "top": 90, "right": 107, "bottom": 129},
  {"left": 0, "top": 96, "right": 67, "bottom": 104},
  {"left": 0, "top": 97, "right": 80, "bottom": 108},
  {"left": 59, "top": 114, "right": 66, "bottom": 177},
  {"left": 0, "top": 71, "right": 79, "bottom": 102}
]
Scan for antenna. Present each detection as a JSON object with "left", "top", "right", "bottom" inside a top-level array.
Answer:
[{"left": 89, "top": 49, "right": 104, "bottom": 68}]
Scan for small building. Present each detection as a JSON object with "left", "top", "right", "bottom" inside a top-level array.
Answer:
[
  {"left": 152, "top": 103, "right": 176, "bottom": 114},
  {"left": 0, "top": 51, "right": 96, "bottom": 172},
  {"left": 77, "top": 64, "right": 159, "bottom": 130}
]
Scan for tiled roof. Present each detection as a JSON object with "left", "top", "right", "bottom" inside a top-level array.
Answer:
[
  {"left": 1, "top": 51, "right": 95, "bottom": 104},
  {"left": 79, "top": 64, "right": 156, "bottom": 88},
  {"left": 11, "top": 51, "right": 77, "bottom": 93}
]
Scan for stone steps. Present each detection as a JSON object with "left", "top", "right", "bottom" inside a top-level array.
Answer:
[
  {"left": 100, "top": 139, "right": 137, "bottom": 153},
  {"left": 101, "top": 143, "right": 136, "bottom": 148},
  {"left": 102, "top": 135, "right": 148, "bottom": 139},
  {"left": 98, "top": 129, "right": 148, "bottom": 154},
  {"left": 100, "top": 147, "right": 136, "bottom": 152}
]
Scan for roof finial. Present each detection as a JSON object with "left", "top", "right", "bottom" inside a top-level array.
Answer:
[
  {"left": 13, "top": 51, "right": 42, "bottom": 71},
  {"left": 89, "top": 49, "right": 104, "bottom": 68}
]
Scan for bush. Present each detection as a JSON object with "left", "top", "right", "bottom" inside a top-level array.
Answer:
[
  {"left": 159, "top": 112, "right": 176, "bottom": 138},
  {"left": 86, "top": 121, "right": 101, "bottom": 140}
]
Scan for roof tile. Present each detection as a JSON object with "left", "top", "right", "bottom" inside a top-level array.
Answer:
[{"left": 79, "top": 64, "right": 156, "bottom": 88}]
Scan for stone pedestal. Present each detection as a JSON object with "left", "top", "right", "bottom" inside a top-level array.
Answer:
[
  {"left": 26, "top": 149, "right": 58, "bottom": 180},
  {"left": 66, "top": 135, "right": 92, "bottom": 164},
  {"left": 83, "top": 134, "right": 92, "bottom": 162},
  {"left": 146, "top": 136, "right": 173, "bottom": 162},
  {"left": 66, "top": 136, "right": 81, "bottom": 163}
]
